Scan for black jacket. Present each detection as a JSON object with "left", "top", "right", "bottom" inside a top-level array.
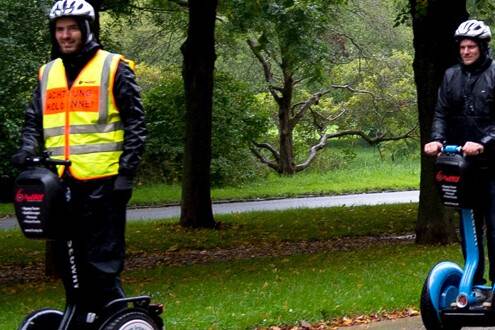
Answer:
[
  {"left": 17, "top": 41, "right": 146, "bottom": 177},
  {"left": 431, "top": 57, "right": 495, "bottom": 153}
]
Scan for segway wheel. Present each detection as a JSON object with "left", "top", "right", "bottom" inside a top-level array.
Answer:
[
  {"left": 420, "top": 274, "right": 461, "bottom": 330},
  {"left": 18, "top": 308, "right": 63, "bottom": 330},
  {"left": 100, "top": 310, "right": 162, "bottom": 330}
]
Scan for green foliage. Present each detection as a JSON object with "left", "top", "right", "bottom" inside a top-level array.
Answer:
[
  {"left": 224, "top": 0, "right": 345, "bottom": 80},
  {"left": 140, "top": 66, "right": 270, "bottom": 185},
  {"left": 0, "top": 0, "right": 51, "bottom": 179},
  {"left": 468, "top": 0, "right": 495, "bottom": 24},
  {"left": 341, "top": 0, "right": 412, "bottom": 55},
  {"left": 329, "top": 50, "right": 417, "bottom": 141},
  {"left": 100, "top": 3, "right": 187, "bottom": 66}
]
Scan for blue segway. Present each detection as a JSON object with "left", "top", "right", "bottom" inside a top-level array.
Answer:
[
  {"left": 420, "top": 145, "right": 494, "bottom": 329},
  {"left": 14, "top": 152, "right": 164, "bottom": 330}
]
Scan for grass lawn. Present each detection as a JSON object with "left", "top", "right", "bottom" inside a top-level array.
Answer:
[
  {"left": 0, "top": 203, "right": 463, "bottom": 329},
  {"left": 131, "top": 148, "right": 419, "bottom": 206},
  {"left": 0, "top": 204, "right": 418, "bottom": 264},
  {"left": 0, "top": 243, "right": 460, "bottom": 329},
  {"left": 0, "top": 145, "right": 427, "bottom": 328}
]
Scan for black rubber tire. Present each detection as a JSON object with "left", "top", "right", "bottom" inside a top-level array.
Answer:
[
  {"left": 420, "top": 274, "right": 461, "bottom": 330},
  {"left": 100, "top": 310, "right": 161, "bottom": 330},
  {"left": 17, "top": 308, "right": 63, "bottom": 330}
]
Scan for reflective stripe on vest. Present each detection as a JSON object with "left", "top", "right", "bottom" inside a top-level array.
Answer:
[{"left": 40, "top": 49, "right": 125, "bottom": 180}]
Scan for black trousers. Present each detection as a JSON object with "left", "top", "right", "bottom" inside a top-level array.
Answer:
[
  {"left": 55, "top": 176, "right": 131, "bottom": 313},
  {"left": 460, "top": 176, "right": 495, "bottom": 284}
]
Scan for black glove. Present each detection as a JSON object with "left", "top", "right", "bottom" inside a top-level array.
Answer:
[
  {"left": 11, "top": 150, "right": 33, "bottom": 168},
  {"left": 113, "top": 174, "right": 134, "bottom": 191}
]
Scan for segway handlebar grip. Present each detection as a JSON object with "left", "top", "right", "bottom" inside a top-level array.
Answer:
[
  {"left": 25, "top": 156, "right": 71, "bottom": 167},
  {"left": 441, "top": 145, "right": 462, "bottom": 155}
]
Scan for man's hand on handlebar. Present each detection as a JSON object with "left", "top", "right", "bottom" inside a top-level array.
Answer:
[
  {"left": 424, "top": 141, "right": 484, "bottom": 157},
  {"left": 462, "top": 141, "right": 484, "bottom": 156},
  {"left": 11, "top": 150, "right": 34, "bottom": 168},
  {"left": 424, "top": 141, "right": 443, "bottom": 156}
]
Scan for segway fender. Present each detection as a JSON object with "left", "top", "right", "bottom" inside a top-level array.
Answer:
[{"left": 427, "top": 261, "right": 463, "bottom": 312}]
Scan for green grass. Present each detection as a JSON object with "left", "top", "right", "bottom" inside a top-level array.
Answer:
[
  {"left": 0, "top": 203, "right": 12, "bottom": 217},
  {"left": 0, "top": 203, "right": 464, "bottom": 329},
  {"left": 0, "top": 203, "right": 417, "bottom": 264},
  {"left": 0, "top": 146, "right": 425, "bottom": 328},
  {"left": 131, "top": 153, "right": 419, "bottom": 206},
  {"left": 0, "top": 243, "right": 461, "bottom": 329}
]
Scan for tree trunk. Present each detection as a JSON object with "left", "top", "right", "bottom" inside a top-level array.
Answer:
[
  {"left": 410, "top": 0, "right": 468, "bottom": 243},
  {"left": 278, "top": 69, "right": 296, "bottom": 175},
  {"left": 179, "top": 0, "right": 217, "bottom": 228},
  {"left": 279, "top": 104, "right": 295, "bottom": 175}
]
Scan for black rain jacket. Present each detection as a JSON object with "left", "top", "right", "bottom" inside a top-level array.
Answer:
[
  {"left": 17, "top": 40, "right": 146, "bottom": 177},
  {"left": 431, "top": 57, "right": 495, "bottom": 154}
]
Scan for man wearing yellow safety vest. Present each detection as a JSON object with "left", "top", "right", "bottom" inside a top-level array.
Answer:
[{"left": 12, "top": 0, "right": 146, "bottom": 326}]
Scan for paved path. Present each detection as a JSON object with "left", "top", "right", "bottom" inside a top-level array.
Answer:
[
  {"left": 338, "top": 316, "right": 495, "bottom": 329},
  {"left": 0, "top": 190, "right": 419, "bottom": 230}
]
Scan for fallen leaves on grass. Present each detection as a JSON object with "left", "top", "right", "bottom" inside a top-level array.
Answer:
[
  {"left": 257, "top": 308, "right": 420, "bottom": 329},
  {"left": 0, "top": 235, "right": 414, "bottom": 285}
]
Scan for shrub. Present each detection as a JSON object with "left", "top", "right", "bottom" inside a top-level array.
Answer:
[{"left": 140, "top": 66, "right": 270, "bottom": 186}]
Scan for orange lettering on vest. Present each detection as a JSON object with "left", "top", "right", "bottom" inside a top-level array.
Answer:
[
  {"left": 70, "top": 86, "right": 99, "bottom": 112},
  {"left": 45, "top": 88, "right": 68, "bottom": 114}
]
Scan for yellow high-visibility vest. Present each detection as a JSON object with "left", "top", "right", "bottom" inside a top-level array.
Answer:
[{"left": 40, "top": 49, "right": 125, "bottom": 180}]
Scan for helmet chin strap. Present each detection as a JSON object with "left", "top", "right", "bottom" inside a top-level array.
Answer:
[{"left": 84, "top": 20, "right": 94, "bottom": 44}]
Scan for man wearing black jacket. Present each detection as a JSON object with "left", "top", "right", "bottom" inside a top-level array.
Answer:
[
  {"left": 425, "top": 19, "right": 495, "bottom": 286},
  {"left": 11, "top": 0, "right": 146, "bottom": 326}
]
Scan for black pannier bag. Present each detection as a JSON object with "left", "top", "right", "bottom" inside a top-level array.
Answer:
[
  {"left": 435, "top": 152, "right": 478, "bottom": 209},
  {"left": 14, "top": 167, "right": 66, "bottom": 239}
]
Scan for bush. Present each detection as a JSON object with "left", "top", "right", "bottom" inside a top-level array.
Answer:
[
  {"left": 0, "top": 0, "right": 51, "bottom": 200},
  {"left": 140, "top": 67, "right": 270, "bottom": 186}
]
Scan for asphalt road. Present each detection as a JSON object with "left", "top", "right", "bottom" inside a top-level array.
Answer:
[{"left": 0, "top": 190, "right": 419, "bottom": 230}]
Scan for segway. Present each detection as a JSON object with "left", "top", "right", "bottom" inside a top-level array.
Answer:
[
  {"left": 420, "top": 145, "right": 495, "bottom": 329},
  {"left": 14, "top": 152, "right": 164, "bottom": 329}
]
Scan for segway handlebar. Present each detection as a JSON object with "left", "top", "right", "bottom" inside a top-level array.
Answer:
[
  {"left": 25, "top": 153, "right": 71, "bottom": 167},
  {"left": 441, "top": 145, "right": 462, "bottom": 154}
]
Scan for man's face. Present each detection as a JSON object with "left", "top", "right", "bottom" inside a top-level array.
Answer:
[
  {"left": 55, "top": 17, "right": 83, "bottom": 54},
  {"left": 459, "top": 39, "right": 481, "bottom": 66}
]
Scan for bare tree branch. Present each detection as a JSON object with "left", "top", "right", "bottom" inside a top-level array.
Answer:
[
  {"left": 331, "top": 84, "right": 378, "bottom": 100},
  {"left": 250, "top": 142, "right": 280, "bottom": 172},
  {"left": 251, "top": 141, "right": 281, "bottom": 162},
  {"left": 127, "top": 3, "right": 186, "bottom": 13},
  {"left": 290, "top": 89, "right": 332, "bottom": 127},
  {"left": 294, "top": 126, "right": 417, "bottom": 172},
  {"left": 324, "top": 127, "right": 417, "bottom": 145},
  {"left": 247, "top": 38, "right": 284, "bottom": 103},
  {"left": 247, "top": 38, "right": 273, "bottom": 84},
  {"left": 330, "top": 84, "right": 382, "bottom": 116},
  {"left": 295, "top": 134, "right": 329, "bottom": 172},
  {"left": 168, "top": 0, "right": 189, "bottom": 8},
  {"left": 309, "top": 107, "right": 348, "bottom": 130}
]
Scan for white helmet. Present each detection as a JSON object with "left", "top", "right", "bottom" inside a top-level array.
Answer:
[
  {"left": 49, "top": 0, "right": 95, "bottom": 22},
  {"left": 454, "top": 20, "right": 491, "bottom": 41}
]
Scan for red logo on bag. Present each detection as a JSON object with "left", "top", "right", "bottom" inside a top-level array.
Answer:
[
  {"left": 435, "top": 171, "right": 461, "bottom": 183},
  {"left": 15, "top": 189, "right": 44, "bottom": 203}
]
